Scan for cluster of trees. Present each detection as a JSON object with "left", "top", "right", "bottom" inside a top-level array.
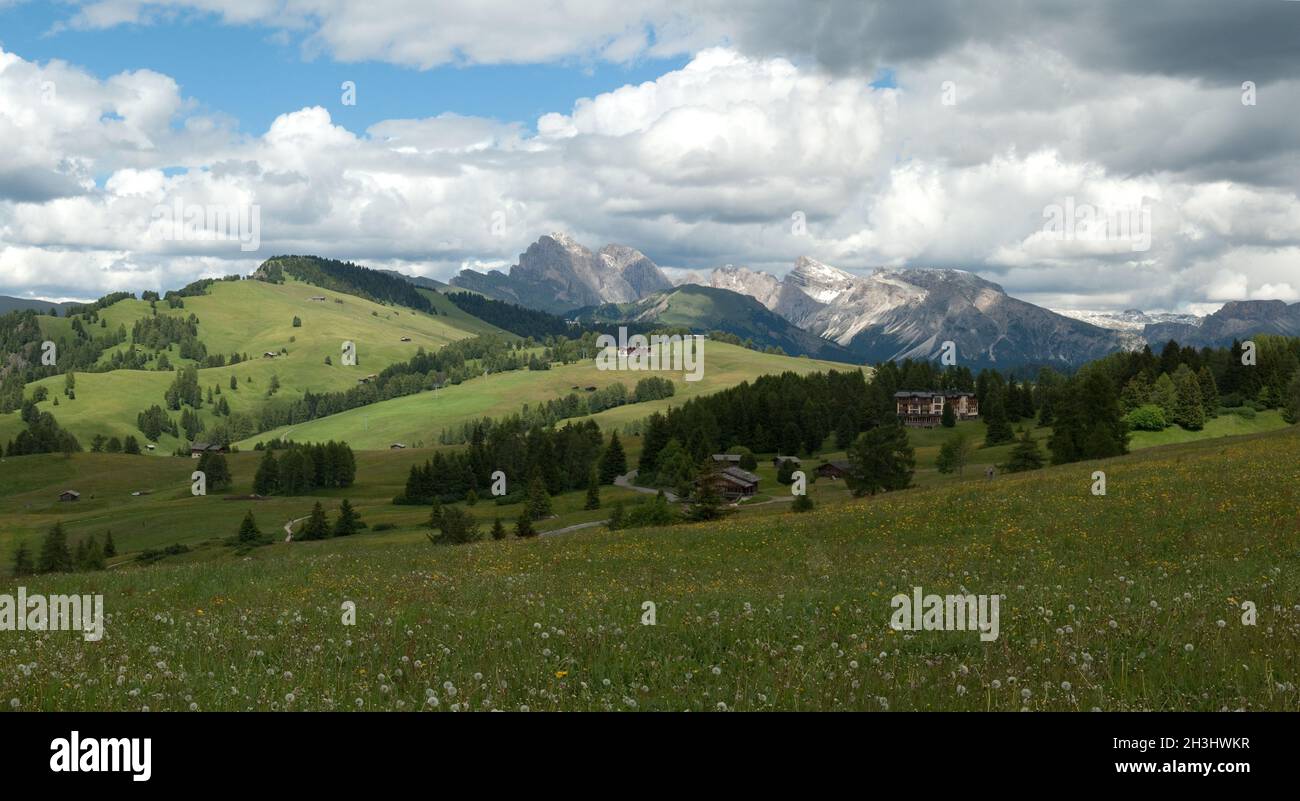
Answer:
[
  {"left": 137, "top": 404, "right": 180, "bottom": 441},
  {"left": 4, "top": 400, "right": 81, "bottom": 456},
  {"left": 296, "top": 499, "right": 365, "bottom": 540},
  {"left": 89, "top": 433, "right": 143, "bottom": 454},
  {"left": 11, "top": 523, "right": 115, "bottom": 575},
  {"left": 252, "top": 441, "right": 357, "bottom": 496},
  {"left": 637, "top": 369, "right": 875, "bottom": 483},
  {"left": 397, "top": 419, "right": 624, "bottom": 505},
  {"left": 444, "top": 293, "right": 578, "bottom": 339}
]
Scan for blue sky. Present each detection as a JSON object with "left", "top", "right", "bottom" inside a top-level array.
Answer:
[{"left": 0, "top": 2, "right": 690, "bottom": 135}]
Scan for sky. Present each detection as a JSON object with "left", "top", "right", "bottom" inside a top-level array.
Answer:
[{"left": 0, "top": 0, "right": 1298, "bottom": 313}]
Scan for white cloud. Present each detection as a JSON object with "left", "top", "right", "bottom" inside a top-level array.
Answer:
[{"left": 1, "top": 35, "right": 1298, "bottom": 311}]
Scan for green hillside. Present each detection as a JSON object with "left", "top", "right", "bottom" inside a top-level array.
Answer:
[
  {"left": 240, "top": 341, "right": 861, "bottom": 450},
  {"left": 0, "top": 277, "right": 501, "bottom": 452},
  {"left": 4, "top": 426, "right": 1297, "bottom": 710}
]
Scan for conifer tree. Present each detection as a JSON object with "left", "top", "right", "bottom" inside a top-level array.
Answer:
[
  {"left": 253, "top": 449, "right": 279, "bottom": 495},
  {"left": 296, "top": 503, "right": 331, "bottom": 541},
  {"left": 237, "top": 510, "right": 261, "bottom": 543},
  {"left": 598, "top": 431, "right": 627, "bottom": 484},
  {"left": 491, "top": 517, "right": 507, "bottom": 541},
  {"left": 38, "top": 522, "right": 72, "bottom": 573},
  {"left": 333, "top": 499, "right": 361, "bottom": 537},
  {"left": 11, "top": 540, "right": 34, "bottom": 576},
  {"left": 1001, "top": 428, "right": 1045, "bottom": 473}
]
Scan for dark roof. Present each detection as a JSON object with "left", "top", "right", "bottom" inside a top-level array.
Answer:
[
  {"left": 720, "top": 466, "right": 760, "bottom": 485},
  {"left": 59, "top": 489, "right": 80, "bottom": 497},
  {"left": 774, "top": 454, "right": 801, "bottom": 462},
  {"left": 894, "top": 390, "right": 976, "bottom": 397},
  {"left": 711, "top": 454, "right": 741, "bottom": 462},
  {"left": 818, "top": 460, "right": 852, "bottom": 471}
]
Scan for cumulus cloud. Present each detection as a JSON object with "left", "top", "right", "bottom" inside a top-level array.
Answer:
[{"left": 1, "top": 0, "right": 1299, "bottom": 311}]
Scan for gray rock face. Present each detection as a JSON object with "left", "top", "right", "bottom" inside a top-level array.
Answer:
[
  {"left": 697, "top": 258, "right": 1133, "bottom": 367},
  {"left": 1143, "top": 299, "right": 1300, "bottom": 346},
  {"left": 449, "top": 233, "right": 672, "bottom": 314}
]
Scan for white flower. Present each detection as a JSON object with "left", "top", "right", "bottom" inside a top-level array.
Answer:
[
  {"left": 1060, "top": 681, "right": 1072, "bottom": 692},
  {"left": 1184, "top": 643, "right": 1194, "bottom": 652},
  {"left": 285, "top": 693, "right": 295, "bottom": 703}
]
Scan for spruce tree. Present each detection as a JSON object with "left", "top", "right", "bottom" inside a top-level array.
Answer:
[
  {"left": 12, "top": 540, "right": 34, "bottom": 576},
  {"left": 38, "top": 522, "right": 72, "bottom": 573},
  {"left": 1000, "top": 428, "right": 1045, "bottom": 473},
  {"left": 237, "top": 510, "right": 261, "bottom": 543},
  {"left": 84, "top": 535, "right": 105, "bottom": 570},
  {"left": 598, "top": 431, "right": 628, "bottom": 484},
  {"left": 981, "top": 388, "right": 1014, "bottom": 446},
  {"left": 791, "top": 493, "right": 814, "bottom": 513},
  {"left": 333, "top": 499, "right": 361, "bottom": 537},
  {"left": 253, "top": 449, "right": 279, "bottom": 495},
  {"left": 1172, "top": 365, "right": 1205, "bottom": 431},
  {"left": 1197, "top": 366, "right": 1220, "bottom": 418},
  {"left": 491, "top": 517, "right": 507, "bottom": 541},
  {"left": 526, "top": 474, "right": 552, "bottom": 520},
  {"left": 940, "top": 400, "right": 956, "bottom": 428},
  {"left": 514, "top": 511, "right": 537, "bottom": 538},
  {"left": 103, "top": 531, "right": 116, "bottom": 557}
]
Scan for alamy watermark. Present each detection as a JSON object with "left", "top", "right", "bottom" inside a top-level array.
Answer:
[
  {"left": 150, "top": 198, "right": 261, "bottom": 252},
  {"left": 1, "top": 587, "right": 104, "bottom": 641},
  {"left": 890, "top": 586, "right": 1000, "bottom": 642},
  {"left": 595, "top": 326, "right": 704, "bottom": 382},
  {"left": 1042, "top": 196, "right": 1151, "bottom": 252}
]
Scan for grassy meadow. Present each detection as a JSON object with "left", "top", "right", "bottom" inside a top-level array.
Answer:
[
  {"left": 0, "top": 277, "right": 497, "bottom": 452},
  {"left": 240, "top": 340, "right": 859, "bottom": 450},
  {"left": 2, "top": 425, "right": 1297, "bottom": 711}
]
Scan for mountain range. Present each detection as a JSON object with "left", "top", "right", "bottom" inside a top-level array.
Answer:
[{"left": 444, "top": 233, "right": 1300, "bottom": 367}]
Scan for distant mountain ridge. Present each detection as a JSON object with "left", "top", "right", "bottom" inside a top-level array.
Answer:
[
  {"left": 571, "top": 284, "right": 855, "bottom": 362},
  {"left": 443, "top": 233, "right": 1299, "bottom": 367},
  {"left": 449, "top": 233, "right": 673, "bottom": 315}
]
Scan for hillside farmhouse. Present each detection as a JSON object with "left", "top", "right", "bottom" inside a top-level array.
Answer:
[{"left": 700, "top": 466, "right": 760, "bottom": 500}]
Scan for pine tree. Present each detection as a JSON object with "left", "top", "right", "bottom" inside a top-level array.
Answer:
[
  {"left": 465, "top": 488, "right": 478, "bottom": 506},
  {"left": 491, "top": 517, "right": 507, "bottom": 541},
  {"left": 37, "top": 522, "right": 72, "bottom": 573},
  {"left": 791, "top": 493, "right": 814, "bottom": 513},
  {"left": 103, "top": 531, "right": 116, "bottom": 557},
  {"left": 428, "top": 497, "right": 444, "bottom": 531},
  {"left": 514, "top": 511, "right": 537, "bottom": 538},
  {"left": 1000, "top": 428, "right": 1045, "bottom": 473},
  {"left": 584, "top": 470, "right": 601, "bottom": 510},
  {"left": 237, "top": 510, "right": 261, "bottom": 543},
  {"left": 940, "top": 400, "right": 956, "bottom": 428},
  {"left": 333, "top": 499, "right": 361, "bottom": 537},
  {"left": 11, "top": 540, "right": 34, "bottom": 576},
  {"left": 598, "top": 431, "right": 627, "bottom": 484},
  {"left": 1197, "top": 366, "right": 1220, "bottom": 419},
  {"left": 1172, "top": 365, "right": 1205, "bottom": 431},
  {"left": 297, "top": 504, "right": 330, "bottom": 540},
  {"left": 84, "top": 535, "right": 105, "bottom": 570},
  {"left": 253, "top": 448, "right": 279, "bottom": 495},
  {"left": 981, "top": 388, "right": 1013, "bottom": 446},
  {"left": 526, "top": 474, "right": 552, "bottom": 520},
  {"left": 1285, "top": 372, "right": 1300, "bottom": 425},
  {"left": 1152, "top": 373, "right": 1179, "bottom": 420}
]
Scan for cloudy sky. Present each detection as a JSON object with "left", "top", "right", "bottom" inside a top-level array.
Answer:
[{"left": 0, "top": 0, "right": 1297, "bottom": 312}]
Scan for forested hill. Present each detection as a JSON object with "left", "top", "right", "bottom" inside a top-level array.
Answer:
[{"left": 254, "top": 256, "right": 434, "bottom": 313}]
